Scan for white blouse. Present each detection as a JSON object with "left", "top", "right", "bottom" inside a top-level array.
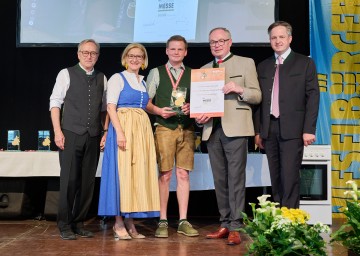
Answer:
[{"left": 106, "top": 70, "right": 145, "bottom": 105}]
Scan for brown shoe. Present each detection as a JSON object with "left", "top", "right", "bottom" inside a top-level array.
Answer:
[
  {"left": 206, "top": 227, "right": 229, "bottom": 239},
  {"left": 227, "top": 231, "right": 241, "bottom": 245}
]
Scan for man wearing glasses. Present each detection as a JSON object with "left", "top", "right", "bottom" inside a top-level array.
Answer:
[
  {"left": 195, "top": 27, "right": 261, "bottom": 245},
  {"left": 49, "top": 39, "right": 108, "bottom": 240},
  {"left": 146, "top": 35, "right": 198, "bottom": 238}
]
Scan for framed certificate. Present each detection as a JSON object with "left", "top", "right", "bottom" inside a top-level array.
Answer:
[{"left": 190, "top": 68, "right": 225, "bottom": 118}]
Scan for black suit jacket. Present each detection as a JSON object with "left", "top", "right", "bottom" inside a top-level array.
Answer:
[{"left": 254, "top": 51, "right": 320, "bottom": 140}]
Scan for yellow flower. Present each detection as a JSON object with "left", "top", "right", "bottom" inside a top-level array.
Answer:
[
  {"left": 241, "top": 195, "right": 329, "bottom": 255},
  {"left": 280, "top": 207, "right": 309, "bottom": 223}
]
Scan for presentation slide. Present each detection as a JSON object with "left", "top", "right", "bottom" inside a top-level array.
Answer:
[
  {"left": 134, "top": 0, "right": 198, "bottom": 42},
  {"left": 18, "top": 0, "right": 275, "bottom": 45}
]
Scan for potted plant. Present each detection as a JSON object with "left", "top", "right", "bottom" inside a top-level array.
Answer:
[
  {"left": 331, "top": 180, "right": 360, "bottom": 255},
  {"left": 240, "top": 195, "right": 330, "bottom": 256}
]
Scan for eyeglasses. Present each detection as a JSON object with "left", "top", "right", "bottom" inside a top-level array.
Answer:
[
  {"left": 79, "top": 51, "right": 99, "bottom": 57},
  {"left": 127, "top": 54, "right": 144, "bottom": 60},
  {"left": 209, "top": 39, "right": 230, "bottom": 47}
]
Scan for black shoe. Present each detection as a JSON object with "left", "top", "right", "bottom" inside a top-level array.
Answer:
[
  {"left": 60, "top": 230, "right": 77, "bottom": 240},
  {"left": 73, "top": 228, "right": 94, "bottom": 238}
]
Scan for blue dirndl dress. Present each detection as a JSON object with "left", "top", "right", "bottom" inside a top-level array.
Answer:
[{"left": 98, "top": 72, "right": 160, "bottom": 218}]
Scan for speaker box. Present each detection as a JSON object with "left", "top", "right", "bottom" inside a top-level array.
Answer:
[
  {"left": 43, "top": 177, "right": 101, "bottom": 219},
  {"left": 0, "top": 179, "right": 34, "bottom": 218},
  {"left": 44, "top": 178, "right": 59, "bottom": 219}
]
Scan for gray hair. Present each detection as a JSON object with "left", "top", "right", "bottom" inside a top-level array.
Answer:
[
  {"left": 209, "top": 27, "right": 232, "bottom": 39},
  {"left": 77, "top": 39, "right": 100, "bottom": 53}
]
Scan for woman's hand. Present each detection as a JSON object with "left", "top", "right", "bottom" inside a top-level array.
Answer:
[{"left": 117, "top": 131, "right": 126, "bottom": 151}]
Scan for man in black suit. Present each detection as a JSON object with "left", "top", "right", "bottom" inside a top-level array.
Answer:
[{"left": 254, "top": 21, "right": 320, "bottom": 209}]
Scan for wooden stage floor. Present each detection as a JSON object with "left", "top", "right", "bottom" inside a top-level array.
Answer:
[{"left": 0, "top": 217, "right": 348, "bottom": 256}]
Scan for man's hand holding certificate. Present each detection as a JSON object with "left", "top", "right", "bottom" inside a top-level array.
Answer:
[{"left": 190, "top": 68, "right": 225, "bottom": 118}]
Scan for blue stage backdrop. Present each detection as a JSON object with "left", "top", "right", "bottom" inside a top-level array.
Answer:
[{"left": 309, "top": 0, "right": 360, "bottom": 217}]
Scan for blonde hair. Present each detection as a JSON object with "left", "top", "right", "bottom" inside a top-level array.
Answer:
[{"left": 121, "top": 43, "right": 148, "bottom": 69}]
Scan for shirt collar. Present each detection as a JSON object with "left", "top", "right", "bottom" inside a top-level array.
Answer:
[
  {"left": 216, "top": 52, "right": 231, "bottom": 62},
  {"left": 78, "top": 63, "right": 94, "bottom": 75},
  {"left": 275, "top": 48, "right": 291, "bottom": 63},
  {"left": 166, "top": 61, "right": 185, "bottom": 71},
  {"left": 123, "top": 70, "right": 144, "bottom": 81}
]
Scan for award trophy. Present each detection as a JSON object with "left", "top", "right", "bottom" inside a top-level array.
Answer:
[
  {"left": 38, "top": 130, "right": 51, "bottom": 151},
  {"left": 7, "top": 130, "right": 20, "bottom": 151},
  {"left": 170, "top": 87, "right": 187, "bottom": 115}
]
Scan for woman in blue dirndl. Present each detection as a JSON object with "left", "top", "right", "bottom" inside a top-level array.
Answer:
[{"left": 98, "top": 43, "right": 160, "bottom": 240}]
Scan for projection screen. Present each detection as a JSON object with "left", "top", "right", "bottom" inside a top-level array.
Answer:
[{"left": 17, "top": 0, "right": 277, "bottom": 47}]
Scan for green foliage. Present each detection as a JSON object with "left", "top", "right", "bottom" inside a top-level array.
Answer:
[
  {"left": 331, "top": 180, "right": 360, "bottom": 254},
  {"left": 240, "top": 195, "right": 330, "bottom": 256}
]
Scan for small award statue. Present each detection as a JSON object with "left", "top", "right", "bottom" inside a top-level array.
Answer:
[
  {"left": 38, "top": 130, "right": 51, "bottom": 151},
  {"left": 7, "top": 130, "right": 20, "bottom": 151},
  {"left": 170, "top": 87, "right": 187, "bottom": 114}
]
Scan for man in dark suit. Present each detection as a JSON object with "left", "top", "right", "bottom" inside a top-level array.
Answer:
[{"left": 254, "top": 21, "right": 320, "bottom": 209}]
